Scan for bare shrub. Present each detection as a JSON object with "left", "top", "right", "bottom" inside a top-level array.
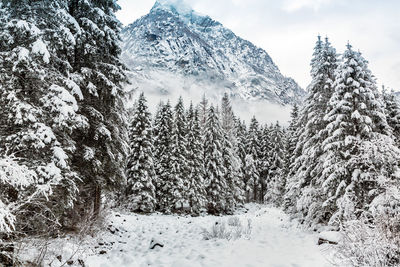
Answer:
[
  {"left": 227, "top": 216, "right": 241, "bottom": 227},
  {"left": 202, "top": 221, "right": 230, "bottom": 240},
  {"left": 202, "top": 217, "right": 252, "bottom": 241},
  {"left": 333, "top": 214, "right": 400, "bottom": 267},
  {"left": 14, "top": 207, "right": 110, "bottom": 266}
]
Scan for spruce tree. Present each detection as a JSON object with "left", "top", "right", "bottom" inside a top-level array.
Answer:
[
  {"left": 153, "top": 101, "right": 174, "bottom": 212},
  {"left": 125, "top": 93, "right": 156, "bottom": 213},
  {"left": 0, "top": 0, "right": 85, "bottom": 233},
  {"left": 221, "top": 93, "right": 244, "bottom": 211},
  {"left": 170, "top": 97, "right": 189, "bottom": 211},
  {"left": 266, "top": 122, "right": 285, "bottom": 204},
  {"left": 382, "top": 88, "right": 400, "bottom": 145},
  {"left": 66, "top": 0, "right": 129, "bottom": 220},
  {"left": 259, "top": 125, "right": 272, "bottom": 203},
  {"left": 320, "top": 44, "right": 397, "bottom": 225},
  {"left": 236, "top": 119, "right": 248, "bottom": 202},
  {"left": 285, "top": 104, "right": 300, "bottom": 174},
  {"left": 246, "top": 116, "right": 261, "bottom": 202},
  {"left": 288, "top": 36, "right": 338, "bottom": 224},
  {"left": 186, "top": 103, "right": 207, "bottom": 213},
  {"left": 0, "top": 0, "right": 127, "bottom": 239},
  {"left": 243, "top": 154, "right": 258, "bottom": 203},
  {"left": 204, "top": 105, "right": 227, "bottom": 214},
  {"left": 283, "top": 104, "right": 300, "bottom": 210}
]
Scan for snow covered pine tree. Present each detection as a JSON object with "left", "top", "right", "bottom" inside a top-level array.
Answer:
[
  {"left": 320, "top": 43, "right": 399, "bottom": 225},
  {"left": 221, "top": 93, "right": 244, "bottom": 212},
  {"left": 246, "top": 116, "right": 261, "bottom": 202},
  {"left": 67, "top": 0, "right": 128, "bottom": 222},
  {"left": 125, "top": 93, "right": 156, "bottom": 213},
  {"left": 286, "top": 36, "right": 338, "bottom": 227},
  {"left": 170, "top": 97, "right": 189, "bottom": 211},
  {"left": 266, "top": 122, "right": 285, "bottom": 204},
  {"left": 0, "top": 0, "right": 82, "bottom": 238},
  {"left": 0, "top": 0, "right": 128, "bottom": 245},
  {"left": 153, "top": 101, "right": 174, "bottom": 212},
  {"left": 204, "top": 106, "right": 227, "bottom": 214},
  {"left": 186, "top": 103, "right": 207, "bottom": 213}
]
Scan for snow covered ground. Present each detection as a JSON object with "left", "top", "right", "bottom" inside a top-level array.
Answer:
[{"left": 19, "top": 205, "right": 334, "bottom": 266}]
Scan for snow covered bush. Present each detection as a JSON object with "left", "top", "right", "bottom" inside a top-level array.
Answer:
[
  {"left": 0, "top": 153, "right": 64, "bottom": 264},
  {"left": 0, "top": 154, "right": 36, "bottom": 233},
  {"left": 202, "top": 217, "right": 252, "bottom": 241},
  {"left": 334, "top": 184, "right": 400, "bottom": 266},
  {"left": 202, "top": 221, "right": 230, "bottom": 240},
  {"left": 335, "top": 215, "right": 400, "bottom": 266},
  {"left": 227, "top": 216, "right": 241, "bottom": 227}
]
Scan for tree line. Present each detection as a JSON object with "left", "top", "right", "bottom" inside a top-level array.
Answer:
[
  {"left": 125, "top": 93, "right": 287, "bottom": 215},
  {"left": 125, "top": 36, "right": 400, "bottom": 236}
]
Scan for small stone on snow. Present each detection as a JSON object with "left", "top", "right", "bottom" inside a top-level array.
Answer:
[{"left": 149, "top": 238, "right": 164, "bottom": 249}]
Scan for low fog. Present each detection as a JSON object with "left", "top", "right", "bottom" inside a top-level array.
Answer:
[{"left": 124, "top": 69, "right": 292, "bottom": 126}]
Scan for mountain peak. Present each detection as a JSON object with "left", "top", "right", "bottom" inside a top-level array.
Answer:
[
  {"left": 152, "top": 0, "right": 194, "bottom": 16},
  {"left": 151, "top": 0, "right": 212, "bottom": 25},
  {"left": 122, "top": 1, "right": 306, "bottom": 105}
]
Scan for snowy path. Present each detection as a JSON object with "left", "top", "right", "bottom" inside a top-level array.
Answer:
[{"left": 85, "top": 205, "right": 332, "bottom": 267}]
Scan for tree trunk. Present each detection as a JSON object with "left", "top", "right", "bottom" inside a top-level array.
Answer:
[
  {"left": 0, "top": 235, "right": 14, "bottom": 267},
  {"left": 253, "top": 183, "right": 258, "bottom": 203},
  {"left": 93, "top": 184, "right": 101, "bottom": 219}
]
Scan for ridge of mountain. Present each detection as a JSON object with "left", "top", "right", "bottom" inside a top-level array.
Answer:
[{"left": 121, "top": 0, "right": 306, "bottom": 105}]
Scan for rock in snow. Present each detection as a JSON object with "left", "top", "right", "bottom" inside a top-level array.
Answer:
[
  {"left": 149, "top": 238, "right": 165, "bottom": 249},
  {"left": 318, "top": 231, "right": 342, "bottom": 245}
]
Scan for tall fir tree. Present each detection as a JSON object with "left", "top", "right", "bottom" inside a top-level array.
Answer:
[
  {"left": 243, "top": 154, "right": 258, "bottom": 203},
  {"left": 284, "top": 104, "right": 299, "bottom": 175},
  {"left": 319, "top": 44, "right": 397, "bottom": 226},
  {"left": 125, "top": 93, "right": 156, "bottom": 213},
  {"left": 204, "top": 105, "right": 227, "bottom": 214},
  {"left": 265, "top": 122, "right": 285, "bottom": 204},
  {"left": 186, "top": 103, "right": 207, "bottom": 213},
  {"left": 153, "top": 101, "right": 174, "bottom": 212},
  {"left": 382, "top": 88, "right": 400, "bottom": 145},
  {"left": 66, "top": 0, "right": 129, "bottom": 221},
  {"left": 283, "top": 104, "right": 300, "bottom": 210},
  {"left": 236, "top": 119, "right": 248, "bottom": 202},
  {"left": 220, "top": 93, "right": 244, "bottom": 211},
  {"left": 0, "top": 0, "right": 87, "bottom": 233},
  {"left": 258, "top": 125, "right": 272, "bottom": 203},
  {"left": 170, "top": 97, "right": 189, "bottom": 211},
  {"left": 246, "top": 116, "right": 261, "bottom": 202},
  {"left": 287, "top": 36, "right": 338, "bottom": 224}
]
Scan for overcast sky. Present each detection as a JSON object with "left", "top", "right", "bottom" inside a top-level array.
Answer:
[{"left": 116, "top": 0, "right": 400, "bottom": 91}]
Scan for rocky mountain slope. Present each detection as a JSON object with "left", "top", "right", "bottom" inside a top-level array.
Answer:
[{"left": 121, "top": 0, "right": 306, "bottom": 105}]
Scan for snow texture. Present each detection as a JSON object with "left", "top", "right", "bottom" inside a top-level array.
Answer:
[
  {"left": 85, "top": 205, "right": 333, "bottom": 266},
  {"left": 31, "top": 39, "right": 50, "bottom": 63},
  {"left": 18, "top": 205, "right": 333, "bottom": 266}
]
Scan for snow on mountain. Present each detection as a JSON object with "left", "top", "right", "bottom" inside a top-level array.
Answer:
[{"left": 121, "top": 0, "right": 306, "bottom": 106}]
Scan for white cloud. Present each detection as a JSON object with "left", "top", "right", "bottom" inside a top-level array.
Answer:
[
  {"left": 116, "top": 0, "right": 154, "bottom": 25},
  {"left": 282, "top": 0, "right": 333, "bottom": 12}
]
